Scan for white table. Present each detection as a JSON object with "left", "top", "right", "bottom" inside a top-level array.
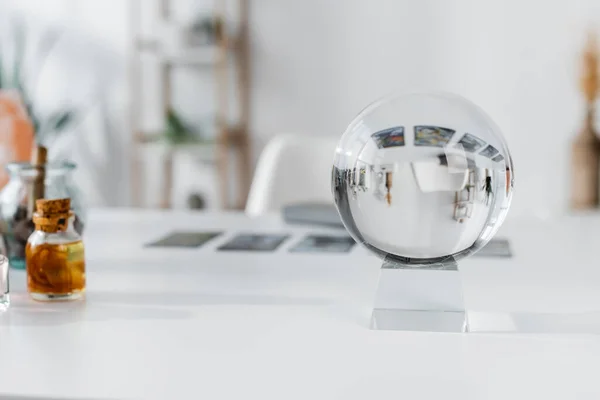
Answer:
[{"left": 2, "top": 209, "right": 600, "bottom": 400}]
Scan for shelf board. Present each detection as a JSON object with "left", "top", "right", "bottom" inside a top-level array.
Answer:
[
  {"left": 135, "top": 125, "right": 248, "bottom": 147},
  {"left": 136, "top": 39, "right": 225, "bottom": 66},
  {"left": 137, "top": 140, "right": 219, "bottom": 162}
]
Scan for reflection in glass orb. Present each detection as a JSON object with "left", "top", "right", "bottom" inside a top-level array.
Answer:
[{"left": 332, "top": 92, "right": 513, "bottom": 267}]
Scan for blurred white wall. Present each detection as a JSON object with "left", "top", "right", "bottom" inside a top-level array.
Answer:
[
  {"left": 251, "top": 0, "right": 600, "bottom": 218},
  {"left": 4, "top": 0, "right": 600, "bottom": 216}
]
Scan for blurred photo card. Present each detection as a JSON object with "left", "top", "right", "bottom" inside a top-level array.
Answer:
[
  {"left": 414, "top": 125, "right": 455, "bottom": 147},
  {"left": 457, "top": 133, "right": 486, "bottom": 152},
  {"left": 479, "top": 144, "right": 500, "bottom": 159},
  {"left": 218, "top": 233, "right": 289, "bottom": 252},
  {"left": 290, "top": 235, "right": 356, "bottom": 253},
  {"left": 146, "top": 231, "right": 222, "bottom": 248},
  {"left": 474, "top": 238, "right": 512, "bottom": 258},
  {"left": 371, "top": 127, "right": 405, "bottom": 148}
]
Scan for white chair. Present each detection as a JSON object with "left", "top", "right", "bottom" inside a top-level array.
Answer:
[{"left": 245, "top": 133, "right": 338, "bottom": 216}]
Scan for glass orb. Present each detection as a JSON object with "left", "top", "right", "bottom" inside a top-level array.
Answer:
[{"left": 332, "top": 92, "right": 513, "bottom": 267}]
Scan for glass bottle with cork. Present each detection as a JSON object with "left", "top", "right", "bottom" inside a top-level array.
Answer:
[{"left": 26, "top": 198, "right": 85, "bottom": 301}]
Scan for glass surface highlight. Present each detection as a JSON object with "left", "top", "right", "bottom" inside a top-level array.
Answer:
[{"left": 332, "top": 92, "right": 513, "bottom": 267}]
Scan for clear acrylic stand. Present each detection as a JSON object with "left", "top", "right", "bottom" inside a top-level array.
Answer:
[
  {"left": 370, "top": 260, "right": 600, "bottom": 334},
  {"left": 370, "top": 260, "right": 467, "bottom": 332}
]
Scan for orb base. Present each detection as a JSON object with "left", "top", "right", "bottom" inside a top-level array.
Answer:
[{"left": 370, "top": 260, "right": 467, "bottom": 333}]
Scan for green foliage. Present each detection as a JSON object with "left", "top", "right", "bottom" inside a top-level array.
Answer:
[
  {"left": 39, "top": 110, "right": 76, "bottom": 143},
  {"left": 47, "top": 110, "right": 75, "bottom": 132},
  {"left": 164, "top": 108, "right": 194, "bottom": 144}
]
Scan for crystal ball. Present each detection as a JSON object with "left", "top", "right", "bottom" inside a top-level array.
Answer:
[{"left": 332, "top": 92, "right": 513, "bottom": 267}]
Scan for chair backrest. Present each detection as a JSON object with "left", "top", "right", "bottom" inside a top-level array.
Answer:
[{"left": 246, "top": 133, "right": 338, "bottom": 216}]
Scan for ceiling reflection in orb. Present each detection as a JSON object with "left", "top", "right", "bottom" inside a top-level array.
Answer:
[{"left": 332, "top": 92, "right": 514, "bottom": 268}]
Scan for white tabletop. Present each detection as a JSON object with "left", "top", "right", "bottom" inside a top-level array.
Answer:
[{"left": 2, "top": 209, "right": 600, "bottom": 400}]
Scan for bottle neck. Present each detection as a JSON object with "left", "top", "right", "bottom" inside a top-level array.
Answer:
[{"left": 33, "top": 212, "right": 73, "bottom": 233}]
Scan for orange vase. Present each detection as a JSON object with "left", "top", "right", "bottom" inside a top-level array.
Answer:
[{"left": 0, "top": 90, "right": 34, "bottom": 188}]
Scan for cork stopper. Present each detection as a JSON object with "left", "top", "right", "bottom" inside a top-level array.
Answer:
[
  {"left": 32, "top": 198, "right": 72, "bottom": 233},
  {"left": 36, "top": 198, "right": 71, "bottom": 217}
]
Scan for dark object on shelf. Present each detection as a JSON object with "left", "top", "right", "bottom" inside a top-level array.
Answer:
[
  {"left": 282, "top": 203, "right": 345, "bottom": 229},
  {"left": 189, "top": 16, "right": 224, "bottom": 46},
  {"left": 187, "top": 193, "right": 206, "bottom": 209}
]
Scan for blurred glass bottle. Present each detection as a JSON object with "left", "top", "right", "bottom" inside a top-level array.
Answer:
[{"left": 0, "top": 255, "right": 8, "bottom": 310}]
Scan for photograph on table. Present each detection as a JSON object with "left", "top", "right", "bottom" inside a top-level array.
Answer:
[
  {"left": 479, "top": 144, "right": 500, "bottom": 158},
  {"left": 457, "top": 133, "right": 486, "bottom": 152},
  {"left": 146, "top": 231, "right": 222, "bottom": 248},
  {"left": 289, "top": 234, "right": 356, "bottom": 253},
  {"left": 218, "top": 233, "right": 289, "bottom": 252},
  {"left": 371, "top": 126, "right": 405, "bottom": 148},
  {"left": 414, "top": 125, "right": 455, "bottom": 147}
]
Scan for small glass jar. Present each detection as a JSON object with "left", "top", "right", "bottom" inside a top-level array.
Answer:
[{"left": 25, "top": 198, "right": 85, "bottom": 301}]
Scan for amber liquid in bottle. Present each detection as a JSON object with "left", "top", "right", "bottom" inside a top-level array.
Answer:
[
  {"left": 26, "top": 198, "right": 86, "bottom": 301},
  {"left": 26, "top": 240, "right": 86, "bottom": 299}
]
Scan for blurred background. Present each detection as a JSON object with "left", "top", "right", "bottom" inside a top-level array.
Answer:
[{"left": 0, "top": 0, "right": 599, "bottom": 217}]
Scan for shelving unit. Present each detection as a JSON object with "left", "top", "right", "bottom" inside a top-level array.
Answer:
[
  {"left": 453, "top": 169, "right": 475, "bottom": 221},
  {"left": 129, "top": 0, "right": 251, "bottom": 209}
]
